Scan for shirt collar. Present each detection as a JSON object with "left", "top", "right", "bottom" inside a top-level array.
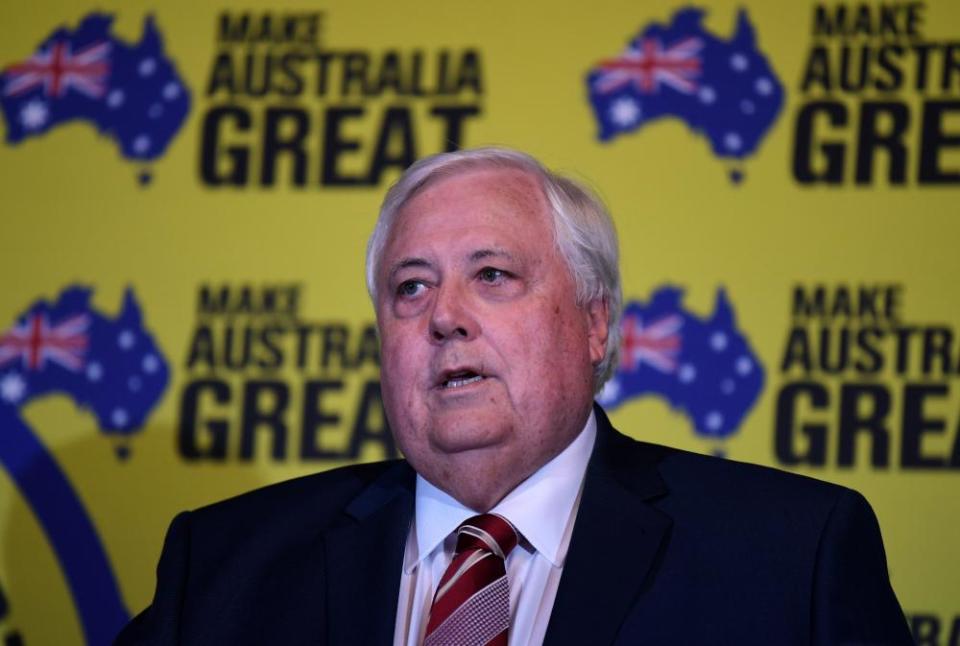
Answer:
[{"left": 407, "top": 410, "right": 597, "bottom": 572}]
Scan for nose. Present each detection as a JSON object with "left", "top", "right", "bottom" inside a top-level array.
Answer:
[{"left": 429, "top": 282, "right": 479, "bottom": 343}]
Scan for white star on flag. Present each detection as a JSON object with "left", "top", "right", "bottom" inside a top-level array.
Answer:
[
  {"left": 610, "top": 97, "right": 641, "bottom": 126},
  {"left": 0, "top": 373, "right": 27, "bottom": 403},
  {"left": 20, "top": 100, "right": 49, "bottom": 130}
]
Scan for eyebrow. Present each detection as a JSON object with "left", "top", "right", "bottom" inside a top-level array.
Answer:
[
  {"left": 387, "top": 248, "right": 517, "bottom": 282},
  {"left": 388, "top": 257, "right": 433, "bottom": 282},
  {"left": 469, "top": 248, "right": 515, "bottom": 263}
]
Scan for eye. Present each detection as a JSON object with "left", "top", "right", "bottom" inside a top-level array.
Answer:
[
  {"left": 397, "top": 280, "right": 426, "bottom": 298},
  {"left": 478, "top": 267, "right": 507, "bottom": 284}
]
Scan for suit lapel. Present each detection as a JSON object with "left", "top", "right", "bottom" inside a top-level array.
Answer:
[
  {"left": 543, "top": 407, "right": 673, "bottom": 646},
  {"left": 324, "top": 462, "right": 415, "bottom": 645}
]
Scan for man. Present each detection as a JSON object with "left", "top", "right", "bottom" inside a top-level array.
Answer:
[{"left": 118, "top": 147, "right": 913, "bottom": 645}]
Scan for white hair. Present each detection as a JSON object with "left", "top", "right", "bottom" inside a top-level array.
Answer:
[{"left": 365, "top": 147, "right": 622, "bottom": 390}]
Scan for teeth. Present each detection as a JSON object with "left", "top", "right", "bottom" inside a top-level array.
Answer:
[{"left": 444, "top": 375, "right": 483, "bottom": 389}]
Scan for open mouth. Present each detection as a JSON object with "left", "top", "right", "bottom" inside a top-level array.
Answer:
[{"left": 439, "top": 370, "right": 485, "bottom": 390}]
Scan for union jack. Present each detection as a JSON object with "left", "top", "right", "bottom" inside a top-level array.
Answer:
[
  {"left": 3, "top": 40, "right": 111, "bottom": 98},
  {"left": 619, "top": 313, "right": 683, "bottom": 373},
  {"left": 0, "top": 312, "right": 90, "bottom": 371},
  {"left": 594, "top": 36, "right": 702, "bottom": 95}
]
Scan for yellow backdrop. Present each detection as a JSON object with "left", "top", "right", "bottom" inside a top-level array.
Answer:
[{"left": 0, "top": 1, "right": 957, "bottom": 643}]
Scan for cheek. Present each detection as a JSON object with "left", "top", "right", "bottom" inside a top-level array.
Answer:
[
  {"left": 533, "top": 308, "right": 592, "bottom": 376},
  {"left": 380, "top": 329, "right": 431, "bottom": 405},
  {"left": 379, "top": 322, "right": 418, "bottom": 372},
  {"left": 509, "top": 318, "right": 570, "bottom": 385},
  {"left": 379, "top": 341, "right": 413, "bottom": 402}
]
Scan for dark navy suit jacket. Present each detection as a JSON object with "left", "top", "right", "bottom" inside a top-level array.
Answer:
[{"left": 117, "top": 406, "right": 913, "bottom": 645}]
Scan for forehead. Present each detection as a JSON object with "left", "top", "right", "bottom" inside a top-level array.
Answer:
[{"left": 387, "top": 167, "right": 554, "bottom": 252}]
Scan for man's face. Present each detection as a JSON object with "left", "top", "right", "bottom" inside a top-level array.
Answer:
[{"left": 375, "top": 167, "right": 608, "bottom": 511}]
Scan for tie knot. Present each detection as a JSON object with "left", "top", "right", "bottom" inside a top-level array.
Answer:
[{"left": 455, "top": 513, "right": 518, "bottom": 560}]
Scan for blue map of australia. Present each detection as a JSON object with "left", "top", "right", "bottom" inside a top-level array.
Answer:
[
  {"left": 0, "top": 286, "right": 169, "bottom": 644},
  {"left": 599, "top": 287, "right": 765, "bottom": 441},
  {"left": 0, "top": 13, "right": 190, "bottom": 163},
  {"left": 587, "top": 7, "right": 783, "bottom": 163}
]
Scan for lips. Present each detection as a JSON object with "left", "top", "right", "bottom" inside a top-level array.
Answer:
[{"left": 436, "top": 367, "right": 487, "bottom": 390}]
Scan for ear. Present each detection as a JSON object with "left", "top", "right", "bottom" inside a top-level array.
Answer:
[{"left": 585, "top": 297, "right": 609, "bottom": 367}]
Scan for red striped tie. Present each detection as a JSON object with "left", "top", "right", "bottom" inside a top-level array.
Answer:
[{"left": 423, "top": 514, "right": 519, "bottom": 646}]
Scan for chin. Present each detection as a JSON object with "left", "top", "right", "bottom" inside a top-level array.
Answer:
[
  {"left": 428, "top": 418, "right": 510, "bottom": 454},
  {"left": 420, "top": 450, "right": 523, "bottom": 512}
]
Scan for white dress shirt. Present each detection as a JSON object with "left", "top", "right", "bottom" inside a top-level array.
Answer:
[{"left": 392, "top": 411, "right": 597, "bottom": 646}]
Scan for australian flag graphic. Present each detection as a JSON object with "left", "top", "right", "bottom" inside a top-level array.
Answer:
[
  {"left": 0, "top": 286, "right": 169, "bottom": 444},
  {"left": 586, "top": 7, "right": 783, "bottom": 162},
  {"left": 0, "top": 13, "right": 190, "bottom": 163},
  {"left": 599, "top": 287, "right": 765, "bottom": 441}
]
